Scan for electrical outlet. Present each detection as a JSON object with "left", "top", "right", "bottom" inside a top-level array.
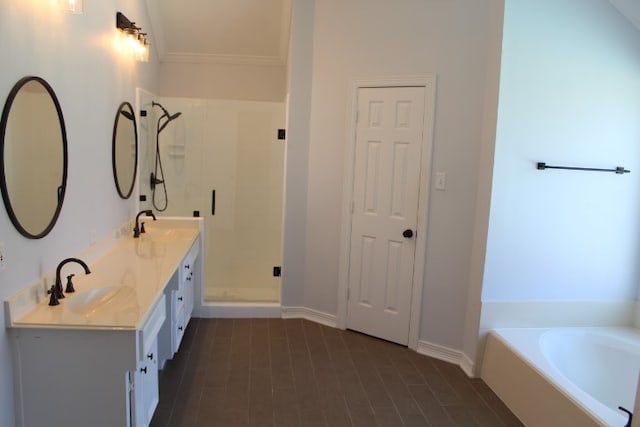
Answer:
[{"left": 0, "top": 242, "right": 6, "bottom": 272}]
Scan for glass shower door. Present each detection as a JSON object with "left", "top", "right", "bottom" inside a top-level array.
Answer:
[{"left": 137, "top": 91, "right": 285, "bottom": 303}]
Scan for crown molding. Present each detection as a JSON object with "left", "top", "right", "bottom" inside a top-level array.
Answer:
[
  {"left": 144, "top": 0, "right": 290, "bottom": 67},
  {"left": 160, "top": 52, "right": 286, "bottom": 66}
]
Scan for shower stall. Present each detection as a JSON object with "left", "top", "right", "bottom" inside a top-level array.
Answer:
[{"left": 137, "top": 89, "right": 285, "bottom": 304}]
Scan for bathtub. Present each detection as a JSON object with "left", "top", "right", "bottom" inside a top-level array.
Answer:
[{"left": 482, "top": 327, "right": 640, "bottom": 427}]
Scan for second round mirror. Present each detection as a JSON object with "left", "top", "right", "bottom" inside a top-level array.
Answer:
[{"left": 112, "top": 102, "right": 138, "bottom": 199}]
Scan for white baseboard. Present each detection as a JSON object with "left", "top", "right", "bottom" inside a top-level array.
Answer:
[
  {"left": 416, "top": 340, "right": 477, "bottom": 377},
  {"left": 460, "top": 353, "right": 476, "bottom": 377},
  {"left": 195, "top": 302, "right": 281, "bottom": 318},
  {"left": 194, "top": 304, "right": 339, "bottom": 326},
  {"left": 417, "top": 340, "right": 463, "bottom": 366},
  {"left": 281, "top": 306, "right": 337, "bottom": 327},
  {"left": 195, "top": 303, "right": 481, "bottom": 376}
]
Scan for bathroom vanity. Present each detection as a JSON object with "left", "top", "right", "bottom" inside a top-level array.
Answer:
[{"left": 4, "top": 217, "right": 203, "bottom": 427}]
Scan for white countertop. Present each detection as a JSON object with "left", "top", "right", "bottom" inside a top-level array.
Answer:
[{"left": 6, "top": 220, "right": 200, "bottom": 331}]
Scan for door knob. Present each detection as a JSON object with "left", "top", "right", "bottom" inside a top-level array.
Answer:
[{"left": 403, "top": 229, "right": 414, "bottom": 238}]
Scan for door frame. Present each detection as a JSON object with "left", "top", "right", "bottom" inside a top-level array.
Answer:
[{"left": 336, "top": 75, "right": 436, "bottom": 350}]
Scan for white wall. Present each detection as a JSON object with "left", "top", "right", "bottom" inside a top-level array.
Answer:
[
  {"left": 462, "top": 0, "right": 505, "bottom": 366},
  {"left": 159, "top": 62, "right": 287, "bottom": 102},
  {"left": 286, "top": 0, "right": 504, "bottom": 350},
  {"left": 281, "top": 0, "right": 314, "bottom": 308},
  {"left": 0, "top": 1, "right": 158, "bottom": 425},
  {"left": 484, "top": 0, "right": 640, "bottom": 302}
]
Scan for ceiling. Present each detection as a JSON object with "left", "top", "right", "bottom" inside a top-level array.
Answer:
[
  {"left": 609, "top": 0, "right": 640, "bottom": 30},
  {"left": 145, "top": 0, "right": 292, "bottom": 65},
  {"left": 145, "top": 0, "right": 638, "bottom": 66}
]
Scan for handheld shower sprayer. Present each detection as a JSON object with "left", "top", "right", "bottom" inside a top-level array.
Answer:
[{"left": 149, "top": 101, "right": 183, "bottom": 212}]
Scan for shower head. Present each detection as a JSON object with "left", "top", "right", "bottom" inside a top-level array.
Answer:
[
  {"left": 152, "top": 101, "right": 181, "bottom": 120},
  {"left": 152, "top": 101, "right": 182, "bottom": 133}
]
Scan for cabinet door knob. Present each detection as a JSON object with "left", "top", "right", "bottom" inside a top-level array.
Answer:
[
  {"left": 178, "top": 296, "right": 183, "bottom": 301},
  {"left": 147, "top": 353, "right": 154, "bottom": 360},
  {"left": 140, "top": 366, "right": 147, "bottom": 374},
  {"left": 178, "top": 326, "right": 183, "bottom": 331},
  {"left": 402, "top": 229, "right": 414, "bottom": 238}
]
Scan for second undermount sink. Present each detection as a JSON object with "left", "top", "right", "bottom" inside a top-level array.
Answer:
[
  {"left": 66, "top": 285, "right": 137, "bottom": 317},
  {"left": 141, "top": 229, "right": 192, "bottom": 242}
]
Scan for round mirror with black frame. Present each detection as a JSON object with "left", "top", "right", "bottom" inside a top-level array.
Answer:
[
  {"left": 0, "top": 76, "right": 68, "bottom": 239},
  {"left": 112, "top": 102, "right": 138, "bottom": 199}
]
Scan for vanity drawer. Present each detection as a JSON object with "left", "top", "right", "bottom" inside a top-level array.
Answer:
[
  {"left": 174, "top": 287, "right": 185, "bottom": 316},
  {"left": 179, "top": 240, "right": 198, "bottom": 284},
  {"left": 183, "top": 275, "right": 194, "bottom": 319},
  {"left": 172, "top": 304, "right": 186, "bottom": 353},
  {"left": 138, "top": 295, "right": 166, "bottom": 360}
]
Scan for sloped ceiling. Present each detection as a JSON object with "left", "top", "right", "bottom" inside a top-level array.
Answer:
[
  {"left": 609, "top": 0, "right": 640, "bottom": 30},
  {"left": 145, "top": 0, "right": 291, "bottom": 65},
  {"left": 145, "top": 0, "right": 637, "bottom": 67}
]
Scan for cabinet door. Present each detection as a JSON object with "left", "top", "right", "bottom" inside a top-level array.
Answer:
[{"left": 133, "top": 338, "right": 159, "bottom": 426}]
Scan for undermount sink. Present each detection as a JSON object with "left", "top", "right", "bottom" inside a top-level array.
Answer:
[
  {"left": 66, "top": 286, "right": 137, "bottom": 318},
  {"left": 141, "top": 229, "right": 192, "bottom": 242}
]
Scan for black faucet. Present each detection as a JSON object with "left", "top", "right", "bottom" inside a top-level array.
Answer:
[
  {"left": 619, "top": 406, "right": 633, "bottom": 427},
  {"left": 48, "top": 258, "right": 91, "bottom": 306},
  {"left": 133, "top": 210, "right": 157, "bottom": 238}
]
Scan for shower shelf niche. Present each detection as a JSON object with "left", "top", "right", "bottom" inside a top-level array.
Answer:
[{"left": 168, "top": 144, "right": 185, "bottom": 158}]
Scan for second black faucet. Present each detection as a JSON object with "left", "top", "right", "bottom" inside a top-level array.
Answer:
[{"left": 134, "top": 210, "right": 157, "bottom": 238}]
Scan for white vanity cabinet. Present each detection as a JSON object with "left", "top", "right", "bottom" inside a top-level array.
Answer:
[
  {"left": 159, "top": 239, "right": 199, "bottom": 364},
  {"left": 176, "top": 241, "right": 197, "bottom": 347},
  {"left": 6, "top": 218, "right": 203, "bottom": 427},
  {"left": 134, "top": 339, "right": 160, "bottom": 427},
  {"left": 11, "top": 296, "right": 165, "bottom": 427},
  {"left": 132, "top": 295, "right": 165, "bottom": 427}
]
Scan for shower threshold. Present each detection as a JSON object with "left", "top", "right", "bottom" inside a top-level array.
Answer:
[{"left": 204, "top": 286, "right": 279, "bottom": 303}]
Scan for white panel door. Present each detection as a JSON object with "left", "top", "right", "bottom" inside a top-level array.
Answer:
[{"left": 347, "top": 86, "right": 426, "bottom": 345}]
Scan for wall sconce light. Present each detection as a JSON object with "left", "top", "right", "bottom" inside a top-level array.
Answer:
[
  {"left": 63, "top": 0, "right": 83, "bottom": 14},
  {"left": 116, "top": 11, "right": 149, "bottom": 62}
]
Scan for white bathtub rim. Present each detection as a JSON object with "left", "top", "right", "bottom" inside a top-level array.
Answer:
[
  {"left": 541, "top": 327, "right": 640, "bottom": 412},
  {"left": 489, "top": 326, "right": 638, "bottom": 427}
]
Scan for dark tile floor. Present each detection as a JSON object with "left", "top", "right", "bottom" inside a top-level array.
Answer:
[{"left": 150, "top": 318, "right": 523, "bottom": 427}]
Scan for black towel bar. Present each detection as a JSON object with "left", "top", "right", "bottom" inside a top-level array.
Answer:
[{"left": 536, "top": 162, "right": 630, "bottom": 174}]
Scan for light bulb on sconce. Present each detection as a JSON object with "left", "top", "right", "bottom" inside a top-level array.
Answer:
[
  {"left": 65, "top": 0, "right": 83, "bottom": 14},
  {"left": 135, "top": 33, "right": 150, "bottom": 62},
  {"left": 116, "top": 11, "right": 150, "bottom": 62}
]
